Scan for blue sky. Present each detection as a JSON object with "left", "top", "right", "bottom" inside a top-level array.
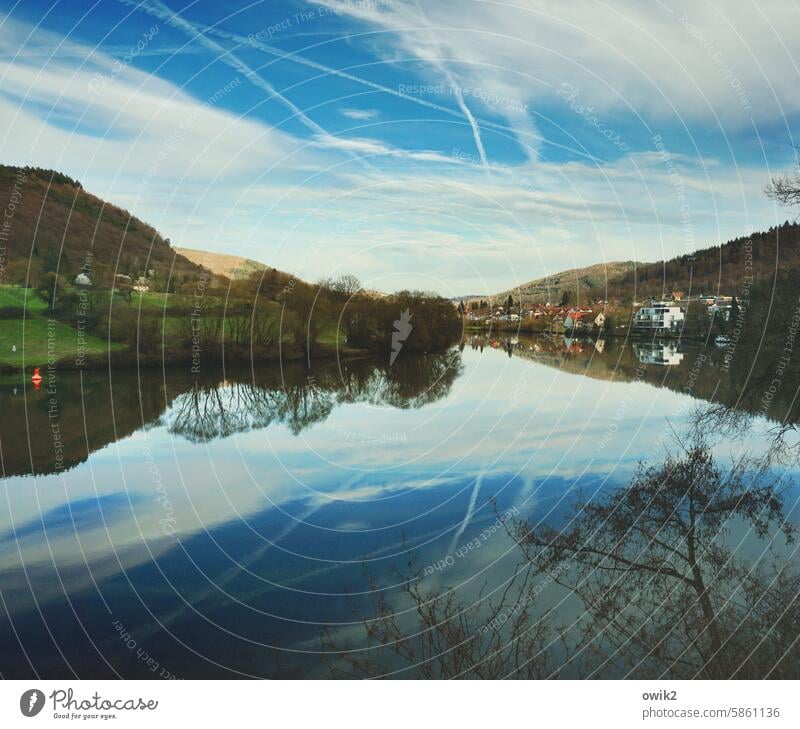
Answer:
[{"left": 1, "top": 0, "right": 799, "bottom": 294}]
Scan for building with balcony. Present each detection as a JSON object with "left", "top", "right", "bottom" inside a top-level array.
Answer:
[{"left": 632, "top": 301, "right": 684, "bottom": 332}]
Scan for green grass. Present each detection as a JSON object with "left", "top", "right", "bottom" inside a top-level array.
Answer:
[
  {"left": 318, "top": 321, "right": 346, "bottom": 346},
  {"left": 0, "top": 285, "right": 47, "bottom": 313},
  {"left": 133, "top": 291, "right": 191, "bottom": 310},
  {"left": 0, "top": 318, "right": 122, "bottom": 367},
  {"left": 0, "top": 286, "right": 349, "bottom": 367}
]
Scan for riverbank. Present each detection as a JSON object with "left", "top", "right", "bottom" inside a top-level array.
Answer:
[
  {"left": 0, "top": 341, "right": 379, "bottom": 375},
  {"left": 462, "top": 323, "right": 710, "bottom": 340}
]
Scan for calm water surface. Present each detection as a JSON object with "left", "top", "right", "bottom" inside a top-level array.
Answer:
[{"left": 1, "top": 335, "right": 797, "bottom": 677}]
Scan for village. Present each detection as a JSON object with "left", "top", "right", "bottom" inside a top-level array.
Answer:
[{"left": 458, "top": 290, "right": 740, "bottom": 340}]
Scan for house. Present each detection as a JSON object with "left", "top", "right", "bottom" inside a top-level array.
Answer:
[
  {"left": 594, "top": 312, "right": 606, "bottom": 329},
  {"left": 634, "top": 341, "right": 684, "bottom": 366},
  {"left": 132, "top": 276, "right": 151, "bottom": 293},
  {"left": 564, "top": 309, "right": 595, "bottom": 331},
  {"left": 74, "top": 273, "right": 92, "bottom": 287},
  {"left": 671, "top": 291, "right": 684, "bottom": 301},
  {"left": 708, "top": 302, "right": 732, "bottom": 321},
  {"left": 632, "top": 301, "right": 684, "bottom": 331}
]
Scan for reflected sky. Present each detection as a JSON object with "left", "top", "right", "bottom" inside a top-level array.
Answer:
[{"left": 0, "top": 338, "right": 797, "bottom": 678}]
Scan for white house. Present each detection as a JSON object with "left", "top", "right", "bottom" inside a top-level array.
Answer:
[
  {"left": 708, "top": 302, "right": 732, "bottom": 321},
  {"left": 594, "top": 312, "right": 606, "bottom": 329},
  {"left": 74, "top": 273, "right": 92, "bottom": 287},
  {"left": 632, "top": 301, "right": 684, "bottom": 331},
  {"left": 634, "top": 341, "right": 684, "bottom": 366},
  {"left": 132, "top": 276, "right": 151, "bottom": 293}
]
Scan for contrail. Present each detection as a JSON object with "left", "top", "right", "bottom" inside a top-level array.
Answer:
[
  {"left": 119, "top": 0, "right": 385, "bottom": 171},
  {"left": 174, "top": 22, "right": 548, "bottom": 155},
  {"left": 442, "top": 66, "right": 488, "bottom": 167},
  {"left": 447, "top": 470, "right": 483, "bottom": 556},
  {"left": 118, "top": 0, "right": 327, "bottom": 137},
  {"left": 411, "top": 0, "right": 488, "bottom": 167}
]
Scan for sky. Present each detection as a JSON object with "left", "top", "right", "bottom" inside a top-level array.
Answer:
[{"left": 0, "top": 0, "right": 799, "bottom": 295}]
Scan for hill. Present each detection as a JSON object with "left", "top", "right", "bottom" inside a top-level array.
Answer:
[
  {"left": 474, "top": 221, "right": 800, "bottom": 307},
  {"left": 604, "top": 222, "right": 800, "bottom": 300},
  {"left": 176, "top": 247, "right": 268, "bottom": 280},
  {"left": 483, "top": 261, "right": 639, "bottom": 305},
  {"left": 0, "top": 165, "right": 212, "bottom": 290}
]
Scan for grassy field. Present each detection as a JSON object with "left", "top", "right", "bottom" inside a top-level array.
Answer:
[
  {"left": 0, "top": 285, "right": 47, "bottom": 313},
  {"left": 0, "top": 285, "right": 348, "bottom": 368},
  {"left": 1, "top": 285, "right": 117, "bottom": 367},
  {"left": 0, "top": 317, "right": 122, "bottom": 367}
]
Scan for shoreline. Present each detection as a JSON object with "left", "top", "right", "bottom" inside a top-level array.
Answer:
[
  {"left": 462, "top": 324, "right": 708, "bottom": 340},
  {"left": 0, "top": 342, "right": 379, "bottom": 375}
]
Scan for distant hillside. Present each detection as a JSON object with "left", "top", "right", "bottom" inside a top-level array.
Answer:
[
  {"left": 605, "top": 222, "right": 800, "bottom": 300},
  {"left": 0, "top": 165, "right": 212, "bottom": 289},
  {"left": 469, "top": 222, "right": 800, "bottom": 307},
  {"left": 176, "top": 247, "right": 268, "bottom": 280},
  {"left": 485, "top": 261, "right": 638, "bottom": 305}
]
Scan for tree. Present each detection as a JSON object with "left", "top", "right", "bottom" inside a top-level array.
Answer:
[
  {"left": 281, "top": 284, "right": 322, "bottom": 358},
  {"left": 765, "top": 165, "right": 800, "bottom": 210},
  {"left": 506, "top": 293, "right": 514, "bottom": 310},
  {"left": 559, "top": 289, "right": 573, "bottom": 306},
  {"left": 43, "top": 247, "right": 59, "bottom": 275},
  {"left": 36, "top": 271, "right": 60, "bottom": 309},
  {"left": 331, "top": 274, "right": 362, "bottom": 297},
  {"left": 323, "top": 554, "right": 564, "bottom": 679},
  {"left": 324, "top": 430, "right": 799, "bottom": 679},
  {"left": 516, "top": 435, "right": 796, "bottom": 678}
]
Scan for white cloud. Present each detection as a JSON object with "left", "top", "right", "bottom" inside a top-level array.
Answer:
[
  {"left": 339, "top": 108, "right": 379, "bottom": 120},
  {"left": 0, "top": 7, "right": 789, "bottom": 295},
  {"left": 0, "top": 16, "right": 303, "bottom": 191},
  {"left": 312, "top": 0, "right": 800, "bottom": 127}
]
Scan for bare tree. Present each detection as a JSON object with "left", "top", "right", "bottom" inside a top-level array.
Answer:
[
  {"left": 765, "top": 168, "right": 800, "bottom": 210},
  {"left": 332, "top": 274, "right": 362, "bottom": 297},
  {"left": 516, "top": 436, "right": 797, "bottom": 678},
  {"left": 325, "top": 433, "right": 800, "bottom": 679},
  {"left": 323, "top": 558, "right": 568, "bottom": 679}
]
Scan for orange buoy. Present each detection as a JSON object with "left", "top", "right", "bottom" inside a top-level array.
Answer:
[{"left": 31, "top": 367, "right": 43, "bottom": 389}]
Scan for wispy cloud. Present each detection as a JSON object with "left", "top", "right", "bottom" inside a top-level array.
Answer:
[
  {"left": 0, "top": 1, "right": 793, "bottom": 295},
  {"left": 117, "top": 0, "right": 332, "bottom": 137},
  {"left": 340, "top": 108, "right": 379, "bottom": 121}
]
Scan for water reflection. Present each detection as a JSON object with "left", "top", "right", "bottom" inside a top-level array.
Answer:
[
  {"left": 1, "top": 336, "right": 798, "bottom": 678},
  {"left": 633, "top": 339, "right": 684, "bottom": 366},
  {"left": 164, "top": 352, "right": 464, "bottom": 444},
  {"left": 0, "top": 351, "right": 462, "bottom": 474},
  {"left": 333, "top": 438, "right": 799, "bottom": 679}
]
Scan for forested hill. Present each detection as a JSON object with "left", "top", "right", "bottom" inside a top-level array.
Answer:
[
  {"left": 487, "top": 261, "right": 637, "bottom": 305},
  {"left": 0, "top": 165, "right": 211, "bottom": 289},
  {"left": 483, "top": 222, "right": 800, "bottom": 306},
  {"left": 605, "top": 222, "right": 800, "bottom": 301}
]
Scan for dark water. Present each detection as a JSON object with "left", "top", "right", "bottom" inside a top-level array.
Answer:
[{"left": 1, "top": 335, "right": 798, "bottom": 678}]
